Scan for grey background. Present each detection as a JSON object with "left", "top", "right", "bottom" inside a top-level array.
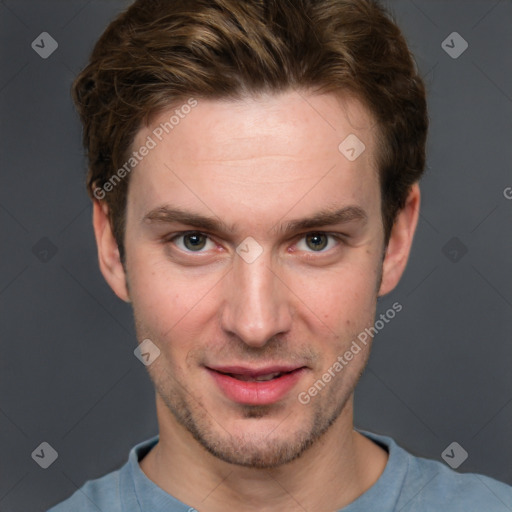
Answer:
[{"left": 0, "top": 0, "right": 511, "bottom": 510}]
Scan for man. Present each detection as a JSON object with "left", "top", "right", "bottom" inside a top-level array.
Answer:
[{"left": 49, "top": 0, "right": 512, "bottom": 510}]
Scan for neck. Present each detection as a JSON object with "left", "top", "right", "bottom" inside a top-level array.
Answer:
[{"left": 140, "top": 394, "right": 388, "bottom": 512}]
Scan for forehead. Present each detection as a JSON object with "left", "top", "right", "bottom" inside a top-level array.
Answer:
[
  {"left": 127, "top": 90, "right": 380, "bottom": 231},
  {"left": 142, "top": 91, "right": 376, "bottom": 163}
]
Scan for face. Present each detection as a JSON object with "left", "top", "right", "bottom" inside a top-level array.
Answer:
[{"left": 95, "top": 90, "right": 418, "bottom": 468}]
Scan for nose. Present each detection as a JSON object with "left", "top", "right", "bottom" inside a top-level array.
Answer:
[{"left": 220, "top": 248, "right": 293, "bottom": 348}]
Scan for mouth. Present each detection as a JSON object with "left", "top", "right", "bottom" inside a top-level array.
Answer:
[
  {"left": 206, "top": 365, "right": 308, "bottom": 405},
  {"left": 223, "top": 371, "right": 287, "bottom": 382}
]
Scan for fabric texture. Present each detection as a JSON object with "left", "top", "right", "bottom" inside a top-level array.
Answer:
[{"left": 48, "top": 429, "right": 512, "bottom": 511}]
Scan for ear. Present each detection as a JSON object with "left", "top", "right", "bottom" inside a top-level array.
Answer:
[
  {"left": 92, "top": 200, "right": 130, "bottom": 302},
  {"left": 378, "top": 183, "right": 420, "bottom": 296}
]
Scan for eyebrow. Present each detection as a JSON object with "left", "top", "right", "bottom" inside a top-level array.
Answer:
[{"left": 143, "top": 205, "right": 367, "bottom": 236}]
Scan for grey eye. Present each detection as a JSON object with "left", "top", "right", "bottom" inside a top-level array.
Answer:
[
  {"left": 305, "top": 233, "right": 328, "bottom": 251},
  {"left": 182, "top": 233, "right": 208, "bottom": 251}
]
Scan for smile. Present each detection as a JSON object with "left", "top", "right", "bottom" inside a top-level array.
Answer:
[{"left": 206, "top": 366, "right": 308, "bottom": 405}]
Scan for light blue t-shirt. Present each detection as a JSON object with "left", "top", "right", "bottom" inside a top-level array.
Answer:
[{"left": 48, "top": 429, "right": 512, "bottom": 511}]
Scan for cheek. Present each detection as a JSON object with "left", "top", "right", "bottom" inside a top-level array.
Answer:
[
  {"left": 299, "top": 267, "right": 379, "bottom": 372},
  {"left": 296, "top": 259, "right": 379, "bottom": 320},
  {"left": 127, "top": 256, "right": 196, "bottom": 336}
]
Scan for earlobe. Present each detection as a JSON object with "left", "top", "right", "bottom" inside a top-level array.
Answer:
[
  {"left": 378, "top": 184, "right": 421, "bottom": 297},
  {"left": 92, "top": 200, "right": 130, "bottom": 302}
]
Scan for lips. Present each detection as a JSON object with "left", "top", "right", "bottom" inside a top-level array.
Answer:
[{"left": 206, "top": 365, "right": 307, "bottom": 405}]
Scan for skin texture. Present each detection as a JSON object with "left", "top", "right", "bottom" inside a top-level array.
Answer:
[{"left": 93, "top": 90, "right": 420, "bottom": 511}]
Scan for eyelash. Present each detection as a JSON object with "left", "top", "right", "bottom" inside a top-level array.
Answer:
[{"left": 165, "top": 231, "right": 345, "bottom": 255}]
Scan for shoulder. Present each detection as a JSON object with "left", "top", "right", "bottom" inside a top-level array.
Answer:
[
  {"left": 359, "top": 429, "right": 512, "bottom": 512},
  {"left": 47, "top": 435, "right": 159, "bottom": 512},
  {"left": 402, "top": 454, "right": 512, "bottom": 512},
  {"left": 47, "top": 469, "right": 122, "bottom": 512},
  {"left": 401, "top": 453, "right": 512, "bottom": 511}
]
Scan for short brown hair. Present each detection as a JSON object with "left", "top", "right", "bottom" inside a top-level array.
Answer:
[{"left": 72, "top": 0, "right": 428, "bottom": 263}]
